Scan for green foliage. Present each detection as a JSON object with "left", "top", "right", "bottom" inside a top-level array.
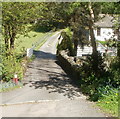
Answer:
[
  {"left": 80, "top": 55, "right": 119, "bottom": 89},
  {"left": 97, "top": 41, "right": 108, "bottom": 46},
  {"left": 34, "top": 3, "right": 73, "bottom": 31},
  {"left": 2, "top": 2, "right": 39, "bottom": 49},
  {"left": 33, "top": 24, "right": 53, "bottom": 33},
  {"left": 101, "top": 2, "right": 120, "bottom": 14},
  {"left": 97, "top": 87, "right": 118, "bottom": 116},
  {"left": 0, "top": 81, "right": 23, "bottom": 92},
  {"left": 106, "top": 39, "right": 117, "bottom": 48},
  {"left": 81, "top": 53, "right": 106, "bottom": 79},
  {"left": 80, "top": 75, "right": 118, "bottom": 116},
  {"left": 64, "top": 27, "right": 73, "bottom": 38},
  {"left": 57, "top": 31, "right": 74, "bottom": 56},
  {"left": 109, "top": 57, "right": 120, "bottom": 87},
  {"left": 77, "top": 55, "right": 119, "bottom": 116},
  {"left": 1, "top": 50, "right": 24, "bottom": 82}
]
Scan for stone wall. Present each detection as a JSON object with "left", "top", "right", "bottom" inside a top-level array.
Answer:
[{"left": 57, "top": 50, "right": 82, "bottom": 83}]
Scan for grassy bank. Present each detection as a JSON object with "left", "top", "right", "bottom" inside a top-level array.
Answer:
[{"left": 15, "top": 31, "right": 48, "bottom": 52}]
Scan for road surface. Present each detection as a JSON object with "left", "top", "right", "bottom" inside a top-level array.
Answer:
[{"left": 1, "top": 31, "right": 107, "bottom": 117}]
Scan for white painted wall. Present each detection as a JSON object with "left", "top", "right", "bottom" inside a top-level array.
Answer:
[
  {"left": 77, "top": 43, "right": 106, "bottom": 57},
  {"left": 94, "top": 28, "right": 117, "bottom": 41},
  {"left": 77, "top": 46, "right": 92, "bottom": 56},
  {"left": 27, "top": 48, "right": 33, "bottom": 57},
  {"left": 77, "top": 27, "right": 118, "bottom": 57}
]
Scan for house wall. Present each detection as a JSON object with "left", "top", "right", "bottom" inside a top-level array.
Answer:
[
  {"left": 94, "top": 28, "right": 117, "bottom": 41},
  {"left": 77, "top": 46, "right": 92, "bottom": 56},
  {"left": 77, "top": 44, "right": 106, "bottom": 57}
]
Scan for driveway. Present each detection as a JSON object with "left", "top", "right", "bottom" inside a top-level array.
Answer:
[{"left": 1, "top": 31, "right": 107, "bottom": 117}]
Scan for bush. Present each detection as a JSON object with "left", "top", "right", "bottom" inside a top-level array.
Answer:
[
  {"left": 80, "top": 53, "right": 107, "bottom": 79},
  {"left": 1, "top": 50, "right": 24, "bottom": 82},
  {"left": 77, "top": 54, "right": 119, "bottom": 104},
  {"left": 64, "top": 27, "right": 73, "bottom": 38},
  {"left": 33, "top": 20, "right": 54, "bottom": 32},
  {"left": 57, "top": 30, "right": 74, "bottom": 56},
  {"left": 109, "top": 57, "right": 120, "bottom": 88},
  {"left": 97, "top": 86, "right": 118, "bottom": 116}
]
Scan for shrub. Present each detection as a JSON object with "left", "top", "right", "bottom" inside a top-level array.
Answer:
[
  {"left": 1, "top": 50, "right": 24, "bottom": 82},
  {"left": 97, "top": 86, "right": 118, "bottom": 116},
  {"left": 57, "top": 31, "right": 74, "bottom": 56},
  {"left": 79, "top": 55, "right": 119, "bottom": 102},
  {"left": 80, "top": 52, "right": 107, "bottom": 80},
  {"left": 109, "top": 57, "right": 120, "bottom": 88}
]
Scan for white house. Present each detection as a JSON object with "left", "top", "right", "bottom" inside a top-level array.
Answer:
[
  {"left": 77, "top": 14, "right": 117, "bottom": 57},
  {"left": 93, "top": 14, "right": 117, "bottom": 41}
]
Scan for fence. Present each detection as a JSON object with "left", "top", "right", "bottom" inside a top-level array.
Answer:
[{"left": 27, "top": 30, "right": 53, "bottom": 57}]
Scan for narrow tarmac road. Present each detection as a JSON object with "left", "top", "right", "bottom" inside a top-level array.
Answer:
[{"left": 1, "top": 31, "right": 107, "bottom": 117}]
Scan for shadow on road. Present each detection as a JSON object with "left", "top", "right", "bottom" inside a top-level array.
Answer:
[
  {"left": 30, "top": 75, "right": 81, "bottom": 99},
  {"left": 33, "top": 50, "right": 56, "bottom": 60},
  {"left": 24, "top": 50, "right": 82, "bottom": 99}
]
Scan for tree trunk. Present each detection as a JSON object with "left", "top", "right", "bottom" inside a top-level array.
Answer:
[
  {"left": 73, "top": 30, "right": 78, "bottom": 56},
  {"left": 10, "top": 38, "right": 15, "bottom": 49},
  {"left": 10, "top": 29, "right": 16, "bottom": 49},
  {"left": 74, "top": 39, "right": 78, "bottom": 56},
  {"left": 5, "top": 38, "right": 9, "bottom": 50},
  {"left": 117, "top": 31, "right": 120, "bottom": 58},
  {"left": 88, "top": 2, "right": 97, "bottom": 55},
  {"left": 88, "top": 2, "right": 98, "bottom": 74},
  {"left": 117, "top": 15, "right": 120, "bottom": 58},
  {"left": 4, "top": 25, "right": 9, "bottom": 50},
  {"left": 89, "top": 22, "right": 97, "bottom": 54}
]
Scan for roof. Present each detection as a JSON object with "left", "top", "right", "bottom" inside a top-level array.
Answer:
[{"left": 94, "top": 14, "right": 115, "bottom": 28}]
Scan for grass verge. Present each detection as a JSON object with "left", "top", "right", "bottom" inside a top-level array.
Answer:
[
  {"left": 97, "top": 40, "right": 108, "bottom": 46},
  {"left": 96, "top": 87, "right": 118, "bottom": 117},
  {"left": 0, "top": 81, "right": 23, "bottom": 92}
]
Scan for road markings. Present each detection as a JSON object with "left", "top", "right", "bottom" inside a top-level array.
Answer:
[
  {"left": 1, "top": 96, "right": 87, "bottom": 106},
  {"left": 1, "top": 99, "right": 62, "bottom": 106}
]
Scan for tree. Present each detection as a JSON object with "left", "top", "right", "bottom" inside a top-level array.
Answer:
[
  {"left": 70, "top": 2, "right": 102, "bottom": 74},
  {"left": 70, "top": 3, "right": 90, "bottom": 55},
  {"left": 2, "top": 2, "right": 39, "bottom": 50},
  {"left": 88, "top": 2, "right": 99, "bottom": 72},
  {"left": 101, "top": 2, "right": 120, "bottom": 14},
  {"left": 71, "top": 2, "right": 100, "bottom": 54},
  {"left": 35, "top": 3, "right": 73, "bottom": 31}
]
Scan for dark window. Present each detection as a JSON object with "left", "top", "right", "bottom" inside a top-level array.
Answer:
[{"left": 97, "top": 27, "right": 101, "bottom": 36}]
